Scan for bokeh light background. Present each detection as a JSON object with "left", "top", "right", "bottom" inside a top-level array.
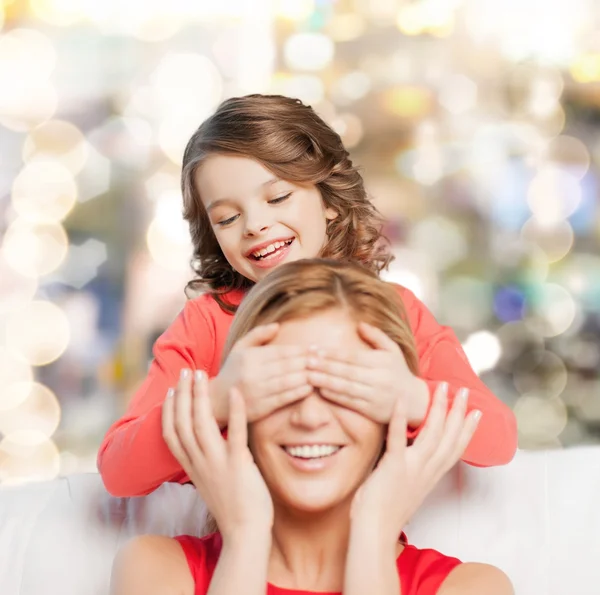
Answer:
[{"left": 1, "top": 0, "right": 600, "bottom": 485}]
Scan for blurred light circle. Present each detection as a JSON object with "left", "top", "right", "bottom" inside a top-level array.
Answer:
[
  {"left": 514, "top": 395, "right": 567, "bottom": 442},
  {"left": 275, "top": 0, "right": 315, "bottom": 21},
  {"left": 440, "top": 277, "right": 493, "bottom": 329},
  {"left": 0, "top": 432, "right": 60, "bottom": 485},
  {"left": 22, "top": 119, "right": 89, "bottom": 175},
  {"left": 496, "top": 321, "right": 545, "bottom": 373},
  {"left": 0, "top": 348, "right": 33, "bottom": 411},
  {"left": 521, "top": 218, "right": 574, "bottom": 263},
  {"left": 146, "top": 218, "right": 193, "bottom": 272},
  {"left": 0, "top": 253, "right": 38, "bottom": 314},
  {"left": 271, "top": 74, "right": 325, "bottom": 106},
  {"left": 0, "top": 29, "right": 57, "bottom": 131},
  {"left": 408, "top": 216, "right": 467, "bottom": 271},
  {"left": 327, "top": 14, "right": 366, "bottom": 42},
  {"left": 330, "top": 112, "right": 363, "bottom": 149},
  {"left": 513, "top": 349, "right": 568, "bottom": 398},
  {"left": 5, "top": 300, "right": 70, "bottom": 366},
  {"left": 438, "top": 74, "right": 478, "bottom": 115},
  {"left": 331, "top": 71, "right": 371, "bottom": 105},
  {"left": 570, "top": 53, "right": 600, "bottom": 83},
  {"left": 525, "top": 283, "right": 577, "bottom": 337},
  {"left": 129, "top": 13, "right": 182, "bottom": 43},
  {"left": 1, "top": 219, "right": 68, "bottom": 278},
  {"left": 0, "top": 382, "right": 61, "bottom": 440},
  {"left": 12, "top": 160, "right": 78, "bottom": 223},
  {"left": 493, "top": 285, "right": 526, "bottom": 323},
  {"left": 384, "top": 86, "right": 433, "bottom": 118},
  {"left": 284, "top": 33, "right": 334, "bottom": 72},
  {"left": 29, "top": 0, "right": 82, "bottom": 26},
  {"left": 462, "top": 331, "right": 502, "bottom": 375},
  {"left": 527, "top": 166, "right": 581, "bottom": 224},
  {"left": 545, "top": 135, "right": 590, "bottom": 180},
  {"left": 158, "top": 115, "right": 200, "bottom": 165}
]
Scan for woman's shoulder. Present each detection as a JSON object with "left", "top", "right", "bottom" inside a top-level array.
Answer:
[{"left": 397, "top": 543, "right": 461, "bottom": 595}]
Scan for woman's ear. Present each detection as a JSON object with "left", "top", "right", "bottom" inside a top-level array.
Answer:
[{"left": 325, "top": 208, "right": 338, "bottom": 221}]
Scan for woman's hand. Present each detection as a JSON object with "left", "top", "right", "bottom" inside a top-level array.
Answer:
[
  {"left": 210, "top": 323, "right": 313, "bottom": 427},
  {"left": 162, "top": 369, "right": 273, "bottom": 541},
  {"left": 350, "top": 382, "right": 481, "bottom": 546},
  {"left": 306, "top": 322, "right": 429, "bottom": 425}
]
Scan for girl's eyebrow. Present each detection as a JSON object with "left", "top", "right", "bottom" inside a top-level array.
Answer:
[{"left": 206, "top": 178, "right": 284, "bottom": 211}]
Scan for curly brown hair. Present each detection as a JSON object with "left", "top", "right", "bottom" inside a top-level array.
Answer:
[{"left": 181, "top": 94, "right": 392, "bottom": 312}]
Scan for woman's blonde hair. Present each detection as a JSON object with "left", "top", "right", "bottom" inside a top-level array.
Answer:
[
  {"left": 202, "top": 259, "right": 418, "bottom": 535},
  {"left": 181, "top": 94, "right": 392, "bottom": 312}
]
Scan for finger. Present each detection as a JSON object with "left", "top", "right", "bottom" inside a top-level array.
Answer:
[
  {"left": 308, "top": 348, "right": 383, "bottom": 369},
  {"left": 227, "top": 387, "right": 248, "bottom": 458},
  {"left": 412, "top": 382, "right": 448, "bottom": 456},
  {"left": 173, "top": 369, "right": 197, "bottom": 455},
  {"left": 319, "top": 388, "right": 369, "bottom": 415},
  {"left": 357, "top": 322, "right": 402, "bottom": 353},
  {"left": 254, "top": 384, "right": 313, "bottom": 419},
  {"left": 306, "top": 356, "right": 372, "bottom": 385},
  {"left": 451, "top": 409, "right": 481, "bottom": 461},
  {"left": 259, "top": 371, "right": 310, "bottom": 398},
  {"left": 259, "top": 354, "right": 309, "bottom": 381},
  {"left": 384, "top": 396, "right": 408, "bottom": 457},
  {"left": 161, "top": 387, "right": 192, "bottom": 469},
  {"left": 192, "top": 370, "right": 225, "bottom": 457},
  {"left": 307, "top": 370, "right": 371, "bottom": 400},
  {"left": 233, "top": 323, "right": 279, "bottom": 350}
]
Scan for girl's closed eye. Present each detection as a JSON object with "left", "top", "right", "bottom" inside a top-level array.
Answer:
[
  {"left": 216, "top": 213, "right": 240, "bottom": 227},
  {"left": 268, "top": 192, "right": 292, "bottom": 205}
]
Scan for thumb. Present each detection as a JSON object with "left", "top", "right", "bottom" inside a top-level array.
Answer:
[
  {"left": 234, "top": 323, "right": 279, "bottom": 350},
  {"left": 357, "top": 322, "right": 401, "bottom": 353}
]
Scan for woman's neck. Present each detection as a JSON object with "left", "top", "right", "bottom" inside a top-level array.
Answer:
[{"left": 267, "top": 502, "right": 353, "bottom": 593}]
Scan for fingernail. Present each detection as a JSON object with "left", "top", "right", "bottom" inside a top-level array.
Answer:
[
  {"left": 194, "top": 370, "right": 205, "bottom": 382},
  {"left": 166, "top": 388, "right": 174, "bottom": 399},
  {"left": 307, "top": 357, "right": 318, "bottom": 367},
  {"left": 473, "top": 410, "right": 482, "bottom": 422},
  {"left": 439, "top": 382, "right": 448, "bottom": 395},
  {"left": 308, "top": 344, "right": 319, "bottom": 352},
  {"left": 458, "top": 387, "right": 469, "bottom": 401},
  {"left": 180, "top": 368, "right": 190, "bottom": 379}
]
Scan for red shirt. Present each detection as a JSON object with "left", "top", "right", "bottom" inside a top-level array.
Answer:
[
  {"left": 174, "top": 532, "right": 461, "bottom": 595},
  {"left": 98, "top": 285, "right": 517, "bottom": 497}
]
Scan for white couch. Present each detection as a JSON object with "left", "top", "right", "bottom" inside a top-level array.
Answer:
[{"left": 1, "top": 447, "right": 599, "bottom": 595}]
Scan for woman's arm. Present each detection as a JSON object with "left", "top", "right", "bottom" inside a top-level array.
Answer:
[
  {"left": 110, "top": 535, "right": 195, "bottom": 595},
  {"left": 98, "top": 298, "right": 217, "bottom": 497},
  {"left": 398, "top": 286, "right": 518, "bottom": 467},
  {"left": 439, "top": 562, "right": 514, "bottom": 595}
]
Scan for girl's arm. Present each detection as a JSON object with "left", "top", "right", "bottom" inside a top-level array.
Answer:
[
  {"left": 97, "top": 298, "right": 216, "bottom": 497},
  {"left": 398, "top": 286, "right": 518, "bottom": 467}
]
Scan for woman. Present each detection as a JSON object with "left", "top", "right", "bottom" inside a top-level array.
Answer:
[{"left": 111, "top": 260, "right": 513, "bottom": 594}]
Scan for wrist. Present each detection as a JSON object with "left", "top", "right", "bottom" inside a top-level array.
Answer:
[
  {"left": 222, "top": 525, "right": 272, "bottom": 551},
  {"left": 350, "top": 516, "right": 405, "bottom": 552}
]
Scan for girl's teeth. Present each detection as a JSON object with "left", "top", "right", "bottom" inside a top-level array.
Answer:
[
  {"left": 284, "top": 445, "right": 341, "bottom": 459},
  {"left": 252, "top": 239, "right": 292, "bottom": 259}
]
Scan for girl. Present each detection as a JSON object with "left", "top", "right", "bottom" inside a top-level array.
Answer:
[
  {"left": 98, "top": 94, "right": 517, "bottom": 497},
  {"left": 110, "top": 260, "right": 513, "bottom": 595}
]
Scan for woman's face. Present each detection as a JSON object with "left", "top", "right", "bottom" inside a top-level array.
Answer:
[
  {"left": 248, "top": 309, "right": 386, "bottom": 514},
  {"left": 195, "top": 154, "right": 337, "bottom": 283}
]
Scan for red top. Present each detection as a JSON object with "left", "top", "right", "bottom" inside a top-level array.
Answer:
[
  {"left": 98, "top": 285, "right": 517, "bottom": 497},
  {"left": 174, "top": 532, "right": 461, "bottom": 595}
]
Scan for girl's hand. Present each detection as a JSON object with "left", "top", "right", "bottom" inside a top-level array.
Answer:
[
  {"left": 210, "top": 323, "right": 312, "bottom": 426},
  {"left": 350, "top": 383, "right": 481, "bottom": 545},
  {"left": 306, "top": 322, "right": 428, "bottom": 425},
  {"left": 162, "top": 370, "right": 273, "bottom": 541}
]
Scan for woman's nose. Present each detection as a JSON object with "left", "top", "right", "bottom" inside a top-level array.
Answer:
[{"left": 290, "top": 393, "right": 333, "bottom": 429}]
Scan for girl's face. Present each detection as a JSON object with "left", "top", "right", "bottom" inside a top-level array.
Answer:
[
  {"left": 248, "top": 309, "right": 386, "bottom": 515},
  {"left": 196, "top": 154, "right": 337, "bottom": 283}
]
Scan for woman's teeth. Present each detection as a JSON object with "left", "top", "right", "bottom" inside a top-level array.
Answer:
[
  {"left": 251, "top": 239, "right": 293, "bottom": 259},
  {"left": 284, "top": 445, "right": 341, "bottom": 459}
]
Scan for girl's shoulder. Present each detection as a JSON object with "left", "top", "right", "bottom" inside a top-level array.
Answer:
[{"left": 185, "top": 289, "right": 246, "bottom": 318}]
